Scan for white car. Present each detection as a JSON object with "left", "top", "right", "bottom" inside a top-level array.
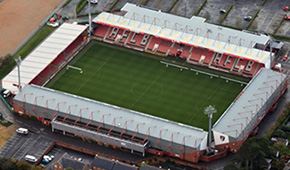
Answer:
[
  {"left": 2, "top": 89, "right": 11, "bottom": 98},
  {"left": 16, "top": 128, "right": 28, "bottom": 134},
  {"left": 90, "top": 0, "right": 98, "bottom": 4},
  {"left": 43, "top": 155, "right": 54, "bottom": 161},
  {"left": 25, "top": 155, "right": 37, "bottom": 163},
  {"left": 47, "top": 22, "right": 59, "bottom": 27}
]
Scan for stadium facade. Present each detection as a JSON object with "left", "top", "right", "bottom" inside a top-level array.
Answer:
[{"left": 1, "top": 3, "right": 288, "bottom": 164}]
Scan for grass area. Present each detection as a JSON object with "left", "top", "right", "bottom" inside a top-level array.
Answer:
[
  {"left": 0, "top": 124, "right": 16, "bottom": 148},
  {"left": 246, "top": 9, "right": 260, "bottom": 29},
  {"left": 0, "top": 120, "right": 12, "bottom": 127},
  {"left": 0, "top": 25, "right": 55, "bottom": 79},
  {"left": 76, "top": 0, "right": 88, "bottom": 14},
  {"left": 47, "top": 41, "right": 244, "bottom": 130}
]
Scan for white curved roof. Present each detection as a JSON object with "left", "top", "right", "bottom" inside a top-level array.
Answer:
[
  {"left": 93, "top": 3, "right": 271, "bottom": 65},
  {"left": 1, "top": 23, "right": 87, "bottom": 94},
  {"left": 14, "top": 84, "right": 208, "bottom": 150}
]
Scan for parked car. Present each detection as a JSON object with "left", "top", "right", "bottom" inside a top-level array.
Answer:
[
  {"left": 25, "top": 155, "right": 37, "bottom": 163},
  {"left": 16, "top": 128, "right": 28, "bottom": 135},
  {"left": 283, "top": 54, "right": 288, "bottom": 61},
  {"left": 244, "top": 16, "right": 252, "bottom": 21},
  {"left": 219, "top": 9, "right": 226, "bottom": 14},
  {"left": 285, "top": 15, "right": 290, "bottom": 20},
  {"left": 43, "top": 155, "right": 54, "bottom": 161},
  {"left": 2, "top": 89, "right": 11, "bottom": 98},
  {"left": 283, "top": 6, "right": 289, "bottom": 11},
  {"left": 47, "top": 22, "right": 59, "bottom": 27},
  {"left": 90, "top": 0, "right": 98, "bottom": 4}
]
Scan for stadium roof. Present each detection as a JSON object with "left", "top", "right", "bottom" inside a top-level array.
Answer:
[
  {"left": 1, "top": 23, "right": 87, "bottom": 94},
  {"left": 14, "top": 84, "right": 208, "bottom": 150},
  {"left": 93, "top": 3, "right": 271, "bottom": 66},
  {"left": 213, "top": 68, "right": 286, "bottom": 139}
]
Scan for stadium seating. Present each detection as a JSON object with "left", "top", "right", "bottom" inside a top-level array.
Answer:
[
  {"left": 52, "top": 53, "right": 67, "bottom": 65},
  {"left": 127, "top": 32, "right": 151, "bottom": 48},
  {"left": 202, "top": 50, "right": 214, "bottom": 64},
  {"left": 40, "top": 65, "right": 56, "bottom": 78},
  {"left": 232, "top": 58, "right": 248, "bottom": 72},
  {"left": 211, "top": 54, "right": 234, "bottom": 70},
  {"left": 189, "top": 47, "right": 203, "bottom": 61},
  {"left": 106, "top": 27, "right": 124, "bottom": 41},
  {"left": 94, "top": 25, "right": 110, "bottom": 38},
  {"left": 65, "top": 41, "right": 79, "bottom": 54},
  {"left": 157, "top": 40, "right": 172, "bottom": 53},
  {"left": 147, "top": 37, "right": 162, "bottom": 51}
]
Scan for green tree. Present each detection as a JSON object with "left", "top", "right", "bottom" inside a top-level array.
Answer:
[
  {"left": 224, "top": 162, "right": 239, "bottom": 170},
  {"left": 233, "top": 137, "right": 270, "bottom": 170},
  {"left": 0, "top": 157, "right": 17, "bottom": 170},
  {"left": 65, "top": 167, "right": 75, "bottom": 170},
  {"left": 17, "top": 161, "right": 32, "bottom": 170}
]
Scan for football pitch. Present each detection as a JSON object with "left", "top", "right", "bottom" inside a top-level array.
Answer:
[{"left": 47, "top": 41, "right": 244, "bottom": 130}]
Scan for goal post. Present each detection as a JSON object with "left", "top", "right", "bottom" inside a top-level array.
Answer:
[{"left": 66, "top": 65, "right": 83, "bottom": 74}]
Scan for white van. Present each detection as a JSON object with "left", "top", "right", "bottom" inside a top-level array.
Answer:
[
  {"left": 2, "top": 89, "right": 11, "bottom": 98},
  {"left": 16, "top": 128, "right": 28, "bottom": 134},
  {"left": 25, "top": 155, "right": 37, "bottom": 163}
]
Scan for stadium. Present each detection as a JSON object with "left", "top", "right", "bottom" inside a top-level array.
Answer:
[{"left": 1, "top": 3, "right": 288, "bottom": 163}]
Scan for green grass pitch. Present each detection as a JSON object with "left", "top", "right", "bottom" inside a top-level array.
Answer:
[{"left": 47, "top": 41, "right": 244, "bottom": 130}]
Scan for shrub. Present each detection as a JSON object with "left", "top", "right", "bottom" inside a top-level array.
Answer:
[{"left": 75, "top": 0, "right": 88, "bottom": 14}]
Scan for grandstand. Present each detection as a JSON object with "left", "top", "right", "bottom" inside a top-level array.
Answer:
[
  {"left": 92, "top": 3, "right": 273, "bottom": 78},
  {"left": 1, "top": 23, "right": 88, "bottom": 93},
  {"left": 2, "top": 2, "right": 288, "bottom": 165}
]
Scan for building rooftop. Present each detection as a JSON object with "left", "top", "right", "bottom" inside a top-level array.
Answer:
[
  {"left": 14, "top": 85, "right": 208, "bottom": 150},
  {"left": 1, "top": 23, "right": 87, "bottom": 94}
]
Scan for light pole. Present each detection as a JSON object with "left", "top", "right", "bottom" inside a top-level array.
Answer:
[
  {"left": 204, "top": 105, "right": 216, "bottom": 155},
  {"left": 87, "top": 0, "right": 92, "bottom": 37},
  {"left": 15, "top": 56, "right": 22, "bottom": 91}
]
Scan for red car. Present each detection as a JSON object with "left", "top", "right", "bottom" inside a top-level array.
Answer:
[
  {"left": 285, "top": 15, "right": 290, "bottom": 20},
  {"left": 283, "top": 6, "right": 289, "bottom": 11},
  {"left": 283, "top": 55, "right": 288, "bottom": 61}
]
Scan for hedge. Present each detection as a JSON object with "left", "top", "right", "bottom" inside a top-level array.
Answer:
[
  {"left": 274, "top": 15, "right": 286, "bottom": 34},
  {"left": 194, "top": 0, "right": 207, "bottom": 16},
  {"left": 218, "top": 4, "right": 233, "bottom": 24},
  {"left": 167, "top": 0, "right": 179, "bottom": 12},
  {"left": 75, "top": 0, "right": 88, "bottom": 14},
  {"left": 109, "top": 0, "right": 119, "bottom": 11},
  {"left": 62, "top": 0, "right": 72, "bottom": 8},
  {"left": 246, "top": 9, "right": 260, "bottom": 29}
]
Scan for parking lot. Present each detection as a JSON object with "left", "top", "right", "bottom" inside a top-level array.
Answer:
[
  {"left": 42, "top": 145, "right": 95, "bottom": 169},
  {"left": 0, "top": 132, "right": 53, "bottom": 162}
]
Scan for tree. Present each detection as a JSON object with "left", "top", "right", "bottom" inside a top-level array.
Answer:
[
  {"left": 224, "top": 162, "right": 239, "bottom": 170},
  {"left": 233, "top": 137, "right": 270, "bottom": 170},
  {"left": 0, "top": 157, "right": 17, "bottom": 170},
  {"left": 65, "top": 167, "right": 75, "bottom": 170},
  {"left": 17, "top": 162, "right": 32, "bottom": 170}
]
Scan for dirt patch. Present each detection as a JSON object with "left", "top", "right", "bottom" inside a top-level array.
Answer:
[
  {"left": 0, "top": 124, "right": 17, "bottom": 148},
  {"left": 0, "top": 0, "right": 62, "bottom": 58}
]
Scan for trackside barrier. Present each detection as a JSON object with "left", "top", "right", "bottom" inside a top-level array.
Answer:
[
  {"left": 160, "top": 61, "right": 188, "bottom": 70},
  {"left": 220, "top": 76, "right": 248, "bottom": 85},
  {"left": 160, "top": 60, "right": 248, "bottom": 85},
  {"left": 190, "top": 68, "right": 219, "bottom": 78}
]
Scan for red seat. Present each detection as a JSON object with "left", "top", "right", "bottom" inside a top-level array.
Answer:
[
  {"left": 94, "top": 25, "right": 110, "bottom": 38},
  {"left": 147, "top": 37, "right": 162, "bottom": 50},
  {"left": 189, "top": 47, "right": 203, "bottom": 61},
  {"left": 106, "top": 27, "right": 124, "bottom": 41},
  {"left": 232, "top": 58, "right": 248, "bottom": 72},
  {"left": 157, "top": 40, "right": 172, "bottom": 53},
  {"left": 202, "top": 50, "right": 214, "bottom": 64}
]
